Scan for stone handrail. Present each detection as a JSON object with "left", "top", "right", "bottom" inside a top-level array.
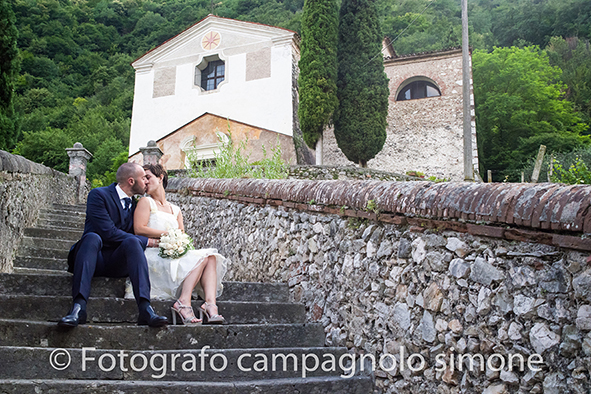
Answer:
[
  {"left": 0, "top": 150, "right": 89, "bottom": 272},
  {"left": 167, "top": 178, "right": 591, "bottom": 251}
]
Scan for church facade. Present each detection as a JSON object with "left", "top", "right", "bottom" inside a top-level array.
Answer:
[{"left": 129, "top": 15, "right": 301, "bottom": 168}]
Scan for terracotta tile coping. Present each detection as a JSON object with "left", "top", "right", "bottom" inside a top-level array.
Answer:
[{"left": 167, "top": 178, "right": 591, "bottom": 251}]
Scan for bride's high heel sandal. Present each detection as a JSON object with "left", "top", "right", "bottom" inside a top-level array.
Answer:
[
  {"left": 200, "top": 302, "right": 225, "bottom": 325},
  {"left": 171, "top": 300, "right": 202, "bottom": 326}
]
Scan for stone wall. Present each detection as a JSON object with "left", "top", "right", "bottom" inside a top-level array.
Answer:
[
  {"left": 289, "top": 165, "right": 416, "bottom": 181},
  {"left": 169, "top": 165, "right": 418, "bottom": 182},
  {"left": 167, "top": 177, "right": 591, "bottom": 394},
  {"left": 0, "top": 151, "right": 86, "bottom": 273},
  {"left": 323, "top": 49, "right": 477, "bottom": 181}
]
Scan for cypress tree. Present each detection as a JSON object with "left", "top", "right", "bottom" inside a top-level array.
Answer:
[
  {"left": 298, "top": 0, "right": 339, "bottom": 150},
  {"left": 0, "top": 0, "right": 19, "bottom": 151},
  {"left": 334, "top": 0, "right": 389, "bottom": 167}
]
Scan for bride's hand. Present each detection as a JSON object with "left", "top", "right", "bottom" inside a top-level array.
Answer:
[{"left": 148, "top": 238, "right": 160, "bottom": 248}]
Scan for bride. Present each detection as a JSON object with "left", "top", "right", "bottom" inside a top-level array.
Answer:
[{"left": 132, "top": 163, "right": 227, "bottom": 325}]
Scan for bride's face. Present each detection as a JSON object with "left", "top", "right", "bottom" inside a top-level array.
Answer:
[{"left": 145, "top": 170, "right": 163, "bottom": 194}]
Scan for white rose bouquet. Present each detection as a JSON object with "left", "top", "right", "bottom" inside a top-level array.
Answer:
[{"left": 158, "top": 228, "right": 194, "bottom": 259}]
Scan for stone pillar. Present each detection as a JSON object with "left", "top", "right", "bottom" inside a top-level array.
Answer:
[
  {"left": 66, "top": 142, "right": 92, "bottom": 204},
  {"left": 140, "top": 140, "right": 163, "bottom": 165}
]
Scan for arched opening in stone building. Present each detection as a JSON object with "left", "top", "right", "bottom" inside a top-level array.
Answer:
[{"left": 396, "top": 76, "right": 441, "bottom": 101}]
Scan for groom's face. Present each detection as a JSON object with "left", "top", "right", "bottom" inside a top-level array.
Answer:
[{"left": 131, "top": 167, "right": 148, "bottom": 195}]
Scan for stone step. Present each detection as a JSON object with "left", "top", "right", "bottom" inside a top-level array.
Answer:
[
  {"left": 39, "top": 211, "right": 86, "bottom": 224},
  {"left": 0, "top": 272, "right": 122, "bottom": 297},
  {"left": 13, "top": 256, "right": 68, "bottom": 271},
  {"left": 13, "top": 267, "right": 68, "bottom": 276},
  {"left": 0, "top": 295, "right": 305, "bottom": 325},
  {"left": 0, "top": 376, "right": 372, "bottom": 393},
  {"left": 21, "top": 236, "right": 76, "bottom": 252},
  {"left": 0, "top": 319, "right": 325, "bottom": 350},
  {"left": 38, "top": 211, "right": 86, "bottom": 221},
  {"left": 24, "top": 227, "right": 83, "bottom": 241},
  {"left": 0, "top": 346, "right": 360, "bottom": 381},
  {"left": 39, "top": 211, "right": 86, "bottom": 221},
  {"left": 17, "top": 246, "right": 69, "bottom": 260},
  {"left": 0, "top": 273, "right": 290, "bottom": 302},
  {"left": 39, "top": 211, "right": 86, "bottom": 223},
  {"left": 37, "top": 223, "right": 85, "bottom": 232},
  {"left": 37, "top": 217, "right": 85, "bottom": 230},
  {"left": 50, "top": 203, "right": 87, "bottom": 212}
]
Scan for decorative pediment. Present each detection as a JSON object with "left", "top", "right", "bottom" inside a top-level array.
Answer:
[{"left": 132, "top": 15, "right": 296, "bottom": 69}]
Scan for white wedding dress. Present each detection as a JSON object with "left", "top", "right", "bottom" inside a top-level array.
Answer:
[{"left": 125, "top": 197, "right": 227, "bottom": 300}]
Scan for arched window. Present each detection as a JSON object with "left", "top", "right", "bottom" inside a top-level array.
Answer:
[
  {"left": 396, "top": 77, "right": 441, "bottom": 101},
  {"left": 195, "top": 55, "right": 226, "bottom": 91}
]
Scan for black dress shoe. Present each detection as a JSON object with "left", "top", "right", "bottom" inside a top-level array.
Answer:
[
  {"left": 137, "top": 304, "right": 168, "bottom": 327},
  {"left": 58, "top": 303, "right": 87, "bottom": 328}
]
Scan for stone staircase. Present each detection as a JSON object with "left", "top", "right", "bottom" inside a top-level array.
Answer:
[{"left": 0, "top": 204, "right": 373, "bottom": 393}]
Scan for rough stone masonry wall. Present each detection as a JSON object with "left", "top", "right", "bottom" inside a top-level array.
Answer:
[
  {"left": 323, "top": 50, "right": 474, "bottom": 181},
  {"left": 167, "top": 178, "right": 591, "bottom": 394},
  {"left": 0, "top": 150, "right": 86, "bottom": 273},
  {"left": 169, "top": 165, "right": 417, "bottom": 181}
]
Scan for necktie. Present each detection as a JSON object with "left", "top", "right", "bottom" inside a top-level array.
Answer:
[{"left": 123, "top": 197, "right": 132, "bottom": 212}]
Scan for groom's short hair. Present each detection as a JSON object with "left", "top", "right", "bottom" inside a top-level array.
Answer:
[{"left": 116, "top": 162, "right": 142, "bottom": 185}]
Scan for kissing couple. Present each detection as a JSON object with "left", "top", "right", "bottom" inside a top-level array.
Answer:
[{"left": 59, "top": 162, "right": 227, "bottom": 328}]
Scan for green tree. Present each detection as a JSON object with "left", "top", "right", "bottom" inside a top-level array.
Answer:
[
  {"left": 546, "top": 37, "right": 591, "bottom": 132},
  {"left": 0, "top": 0, "right": 19, "bottom": 150},
  {"left": 298, "top": 0, "right": 338, "bottom": 149},
  {"left": 376, "top": 0, "right": 462, "bottom": 55},
  {"left": 13, "top": 128, "right": 72, "bottom": 172},
  {"left": 334, "top": 0, "right": 389, "bottom": 167},
  {"left": 473, "top": 46, "right": 589, "bottom": 180}
]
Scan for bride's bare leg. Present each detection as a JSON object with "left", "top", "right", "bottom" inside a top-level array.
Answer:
[
  {"left": 198, "top": 256, "right": 224, "bottom": 321},
  {"left": 200, "top": 256, "right": 218, "bottom": 305},
  {"left": 174, "top": 261, "right": 207, "bottom": 323}
]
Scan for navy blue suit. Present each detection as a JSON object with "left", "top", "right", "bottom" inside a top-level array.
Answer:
[{"left": 68, "top": 183, "right": 150, "bottom": 304}]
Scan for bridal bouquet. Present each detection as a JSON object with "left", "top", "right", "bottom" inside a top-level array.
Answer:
[{"left": 158, "top": 229, "right": 194, "bottom": 259}]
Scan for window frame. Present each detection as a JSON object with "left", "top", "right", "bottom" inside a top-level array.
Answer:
[
  {"left": 395, "top": 77, "right": 441, "bottom": 102},
  {"left": 201, "top": 59, "right": 225, "bottom": 91},
  {"left": 194, "top": 54, "right": 227, "bottom": 93}
]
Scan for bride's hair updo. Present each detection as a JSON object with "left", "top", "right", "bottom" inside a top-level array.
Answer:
[{"left": 143, "top": 163, "right": 168, "bottom": 189}]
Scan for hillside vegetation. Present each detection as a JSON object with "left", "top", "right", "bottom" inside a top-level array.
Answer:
[{"left": 6, "top": 0, "right": 591, "bottom": 183}]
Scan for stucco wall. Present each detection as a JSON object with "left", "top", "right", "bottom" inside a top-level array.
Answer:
[
  {"left": 166, "top": 178, "right": 591, "bottom": 394},
  {"left": 130, "top": 114, "right": 297, "bottom": 169},
  {"left": 324, "top": 50, "right": 477, "bottom": 181},
  {"left": 0, "top": 151, "right": 86, "bottom": 273}
]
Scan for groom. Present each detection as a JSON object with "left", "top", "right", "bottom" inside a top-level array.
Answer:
[{"left": 59, "top": 162, "right": 168, "bottom": 328}]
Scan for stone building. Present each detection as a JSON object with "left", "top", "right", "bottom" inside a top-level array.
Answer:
[
  {"left": 128, "top": 15, "right": 302, "bottom": 169},
  {"left": 129, "top": 16, "right": 477, "bottom": 179},
  {"left": 323, "top": 46, "right": 479, "bottom": 181}
]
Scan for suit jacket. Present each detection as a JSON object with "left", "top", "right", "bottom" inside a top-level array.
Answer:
[{"left": 67, "top": 183, "right": 148, "bottom": 272}]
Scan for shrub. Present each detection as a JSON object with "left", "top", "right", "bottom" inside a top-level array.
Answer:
[{"left": 187, "top": 123, "right": 288, "bottom": 179}]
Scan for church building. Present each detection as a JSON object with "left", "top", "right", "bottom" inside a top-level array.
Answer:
[
  {"left": 129, "top": 15, "right": 477, "bottom": 181},
  {"left": 128, "top": 15, "right": 301, "bottom": 168},
  {"left": 323, "top": 44, "right": 479, "bottom": 180}
]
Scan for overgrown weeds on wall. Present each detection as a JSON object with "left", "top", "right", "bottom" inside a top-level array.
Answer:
[
  {"left": 551, "top": 156, "right": 591, "bottom": 184},
  {"left": 186, "top": 123, "right": 289, "bottom": 179},
  {"left": 518, "top": 146, "right": 591, "bottom": 184}
]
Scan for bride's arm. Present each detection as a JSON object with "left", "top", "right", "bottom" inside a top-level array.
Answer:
[
  {"left": 176, "top": 209, "right": 185, "bottom": 232},
  {"left": 134, "top": 197, "right": 167, "bottom": 239}
]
